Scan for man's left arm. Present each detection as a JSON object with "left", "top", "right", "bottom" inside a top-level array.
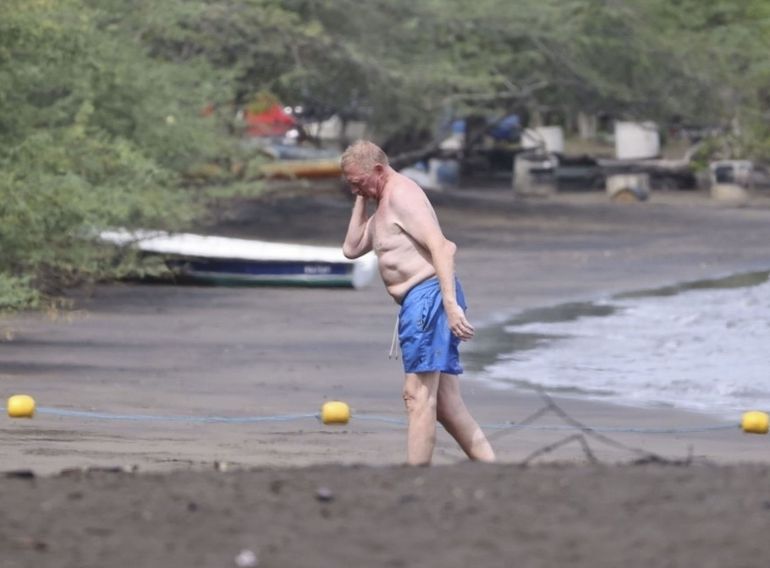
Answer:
[{"left": 393, "top": 188, "right": 474, "bottom": 340}]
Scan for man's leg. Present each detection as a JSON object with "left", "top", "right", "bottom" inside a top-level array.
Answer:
[
  {"left": 402, "top": 371, "right": 441, "bottom": 465},
  {"left": 437, "top": 373, "right": 496, "bottom": 462}
]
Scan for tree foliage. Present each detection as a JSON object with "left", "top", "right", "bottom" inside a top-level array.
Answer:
[
  {"left": 0, "top": 0, "right": 229, "bottom": 309},
  {"left": 2, "top": 0, "right": 769, "bottom": 309}
]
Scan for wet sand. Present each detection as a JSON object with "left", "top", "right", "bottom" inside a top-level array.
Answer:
[{"left": 2, "top": 185, "right": 770, "bottom": 566}]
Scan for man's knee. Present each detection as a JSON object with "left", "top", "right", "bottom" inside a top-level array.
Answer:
[
  {"left": 402, "top": 388, "right": 436, "bottom": 413},
  {"left": 402, "top": 379, "right": 437, "bottom": 414}
]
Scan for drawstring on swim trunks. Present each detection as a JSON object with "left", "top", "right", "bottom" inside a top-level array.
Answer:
[{"left": 388, "top": 315, "right": 400, "bottom": 360}]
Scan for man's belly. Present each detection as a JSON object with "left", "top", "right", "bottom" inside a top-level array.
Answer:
[{"left": 377, "top": 253, "right": 436, "bottom": 304}]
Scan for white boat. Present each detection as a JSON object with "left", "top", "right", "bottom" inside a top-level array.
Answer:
[{"left": 100, "top": 230, "right": 378, "bottom": 289}]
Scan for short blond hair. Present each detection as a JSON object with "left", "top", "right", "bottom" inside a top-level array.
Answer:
[{"left": 340, "top": 140, "right": 389, "bottom": 173}]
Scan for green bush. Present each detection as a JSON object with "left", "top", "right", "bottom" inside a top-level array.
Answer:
[
  {"left": 0, "top": 0, "right": 230, "bottom": 309},
  {"left": 0, "top": 275, "right": 40, "bottom": 312}
]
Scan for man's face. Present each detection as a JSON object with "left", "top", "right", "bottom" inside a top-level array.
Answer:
[{"left": 343, "top": 165, "right": 381, "bottom": 199}]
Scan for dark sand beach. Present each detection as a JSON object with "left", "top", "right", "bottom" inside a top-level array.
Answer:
[{"left": 3, "top": 184, "right": 770, "bottom": 566}]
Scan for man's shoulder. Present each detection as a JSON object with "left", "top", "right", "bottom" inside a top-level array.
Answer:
[{"left": 388, "top": 173, "right": 427, "bottom": 202}]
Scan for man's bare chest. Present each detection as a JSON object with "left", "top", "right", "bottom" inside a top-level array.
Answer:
[{"left": 371, "top": 208, "right": 403, "bottom": 254}]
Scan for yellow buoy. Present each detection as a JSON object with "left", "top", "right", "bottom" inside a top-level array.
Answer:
[
  {"left": 321, "top": 401, "right": 350, "bottom": 425},
  {"left": 7, "top": 395, "right": 36, "bottom": 418},
  {"left": 741, "top": 411, "right": 769, "bottom": 434}
]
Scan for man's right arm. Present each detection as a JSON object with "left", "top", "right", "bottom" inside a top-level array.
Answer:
[{"left": 342, "top": 195, "right": 373, "bottom": 259}]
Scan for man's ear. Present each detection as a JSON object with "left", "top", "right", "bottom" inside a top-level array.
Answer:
[{"left": 373, "top": 164, "right": 384, "bottom": 174}]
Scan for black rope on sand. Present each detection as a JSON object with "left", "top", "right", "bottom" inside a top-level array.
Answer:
[{"left": 486, "top": 388, "right": 694, "bottom": 466}]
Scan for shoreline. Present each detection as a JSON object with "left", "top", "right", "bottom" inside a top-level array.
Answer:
[{"left": 465, "top": 267, "right": 770, "bottom": 422}]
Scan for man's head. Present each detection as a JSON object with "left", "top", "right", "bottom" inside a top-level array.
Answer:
[{"left": 340, "top": 140, "right": 390, "bottom": 199}]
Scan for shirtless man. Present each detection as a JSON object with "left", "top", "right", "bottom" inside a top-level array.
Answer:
[{"left": 341, "top": 140, "right": 496, "bottom": 466}]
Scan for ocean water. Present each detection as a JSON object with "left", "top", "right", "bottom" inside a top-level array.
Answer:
[{"left": 467, "top": 271, "right": 770, "bottom": 418}]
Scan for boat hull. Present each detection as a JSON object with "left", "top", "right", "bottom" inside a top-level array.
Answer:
[
  {"left": 167, "top": 258, "right": 362, "bottom": 287},
  {"left": 100, "top": 230, "right": 378, "bottom": 289}
]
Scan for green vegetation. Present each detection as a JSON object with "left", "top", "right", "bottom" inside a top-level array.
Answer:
[
  {"left": 2, "top": 0, "right": 768, "bottom": 309},
  {"left": 0, "top": 0, "right": 231, "bottom": 309}
]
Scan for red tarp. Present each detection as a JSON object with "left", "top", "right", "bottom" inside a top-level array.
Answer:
[{"left": 244, "top": 104, "right": 296, "bottom": 137}]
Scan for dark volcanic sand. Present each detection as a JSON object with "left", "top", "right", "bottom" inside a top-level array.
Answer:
[{"left": 3, "top": 463, "right": 770, "bottom": 568}]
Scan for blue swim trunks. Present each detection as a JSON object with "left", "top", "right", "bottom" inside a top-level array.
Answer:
[{"left": 398, "top": 276, "right": 467, "bottom": 375}]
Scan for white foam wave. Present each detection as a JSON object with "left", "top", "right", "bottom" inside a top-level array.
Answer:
[{"left": 477, "top": 279, "right": 770, "bottom": 416}]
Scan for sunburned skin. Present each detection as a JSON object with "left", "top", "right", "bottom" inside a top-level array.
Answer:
[
  {"left": 342, "top": 159, "right": 473, "bottom": 342},
  {"left": 370, "top": 175, "right": 439, "bottom": 303}
]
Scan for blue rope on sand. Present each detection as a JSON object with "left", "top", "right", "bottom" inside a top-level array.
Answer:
[
  {"left": 37, "top": 407, "right": 319, "bottom": 424},
  {"left": 35, "top": 407, "right": 737, "bottom": 434}
]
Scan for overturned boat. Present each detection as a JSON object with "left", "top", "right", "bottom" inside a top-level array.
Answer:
[{"left": 100, "top": 230, "right": 378, "bottom": 289}]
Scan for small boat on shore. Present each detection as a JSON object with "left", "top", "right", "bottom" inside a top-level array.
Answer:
[
  {"left": 100, "top": 230, "right": 377, "bottom": 289},
  {"left": 258, "top": 158, "right": 341, "bottom": 180}
]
